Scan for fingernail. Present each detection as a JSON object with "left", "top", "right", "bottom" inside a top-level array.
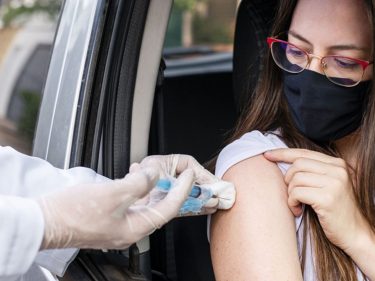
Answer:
[
  {"left": 143, "top": 167, "right": 159, "bottom": 185},
  {"left": 294, "top": 206, "right": 303, "bottom": 217},
  {"left": 180, "top": 168, "right": 194, "bottom": 178}
]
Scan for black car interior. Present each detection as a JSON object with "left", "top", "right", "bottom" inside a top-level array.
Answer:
[{"left": 148, "top": 0, "right": 277, "bottom": 280}]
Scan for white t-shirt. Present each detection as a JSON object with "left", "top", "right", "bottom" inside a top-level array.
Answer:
[{"left": 210, "top": 130, "right": 365, "bottom": 280}]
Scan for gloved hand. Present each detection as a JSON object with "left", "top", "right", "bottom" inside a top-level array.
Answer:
[
  {"left": 37, "top": 167, "right": 194, "bottom": 250},
  {"left": 130, "top": 154, "right": 236, "bottom": 215}
]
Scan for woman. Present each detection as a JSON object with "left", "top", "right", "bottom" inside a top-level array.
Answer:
[{"left": 210, "top": 0, "right": 375, "bottom": 280}]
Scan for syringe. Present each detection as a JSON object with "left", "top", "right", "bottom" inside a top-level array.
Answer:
[{"left": 156, "top": 179, "right": 208, "bottom": 198}]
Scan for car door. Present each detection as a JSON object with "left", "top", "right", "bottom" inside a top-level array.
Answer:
[
  {"left": 148, "top": 2, "right": 238, "bottom": 281},
  {"left": 33, "top": 0, "right": 172, "bottom": 279}
]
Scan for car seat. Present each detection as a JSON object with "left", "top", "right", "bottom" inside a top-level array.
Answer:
[
  {"left": 148, "top": 0, "right": 277, "bottom": 280},
  {"left": 233, "top": 0, "right": 277, "bottom": 114}
]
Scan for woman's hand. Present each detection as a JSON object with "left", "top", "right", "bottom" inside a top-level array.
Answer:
[{"left": 264, "top": 148, "right": 370, "bottom": 253}]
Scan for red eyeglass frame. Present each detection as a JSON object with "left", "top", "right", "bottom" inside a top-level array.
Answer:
[{"left": 266, "top": 37, "right": 373, "bottom": 70}]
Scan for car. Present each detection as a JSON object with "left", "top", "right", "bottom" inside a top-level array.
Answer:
[{"left": 0, "top": 0, "right": 276, "bottom": 280}]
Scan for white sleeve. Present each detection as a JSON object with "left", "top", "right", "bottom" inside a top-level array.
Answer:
[
  {"left": 0, "top": 196, "right": 44, "bottom": 278},
  {"left": 0, "top": 146, "right": 110, "bottom": 198},
  {"left": 0, "top": 146, "right": 112, "bottom": 278},
  {"left": 215, "top": 130, "right": 288, "bottom": 178}
]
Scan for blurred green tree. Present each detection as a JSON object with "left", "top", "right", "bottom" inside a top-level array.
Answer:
[
  {"left": 174, "top": 0, "right": 207, "bottom": 47},
  {"left": 2, "top": 0, "right": 62, "bottom": 27},
  {"left": 175, "top": 0, "right": 205, "bottom": 11},
  {"left": 18, "top": 91, "right": 41, "bottom": 141}
]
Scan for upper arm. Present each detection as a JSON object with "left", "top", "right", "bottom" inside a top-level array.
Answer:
[{"left": 210, "top": 155, "right": 303, "bottom": 281}]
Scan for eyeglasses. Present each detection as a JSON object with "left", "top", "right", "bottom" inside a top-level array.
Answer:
[{"left": 267, "top": 37, "right": 373, "bottom": 87}]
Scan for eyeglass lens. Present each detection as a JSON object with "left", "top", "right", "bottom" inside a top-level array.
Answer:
[{"left": 271, "top": 41, "right": 364, "bottom": 86}]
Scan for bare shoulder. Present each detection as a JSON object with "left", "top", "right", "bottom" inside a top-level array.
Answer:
[
  {"left": 210, "top": 154, "right": 302, "bottom": 280},
  {"left": 212, "top": 154, "right": 289, "bottom": 235}
]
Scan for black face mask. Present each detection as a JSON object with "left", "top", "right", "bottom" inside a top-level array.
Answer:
[{"left": 283, "top": 70, "right": 371, "bottom": 143}]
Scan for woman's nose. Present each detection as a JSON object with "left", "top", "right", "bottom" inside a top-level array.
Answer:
[{"left": 306, "top": 56, "right": 324, "bottom": 74}]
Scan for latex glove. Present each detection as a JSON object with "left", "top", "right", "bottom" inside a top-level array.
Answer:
[
  {"left": 130, "top": 154, "right": 236, "bottom": 215},
  {"left": 37, "top": 168, "right": 194, "bottom": 250}
]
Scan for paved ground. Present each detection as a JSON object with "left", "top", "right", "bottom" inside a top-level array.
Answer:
[{"left": 0, "top": 118, "right": 32, "bottom": 155}]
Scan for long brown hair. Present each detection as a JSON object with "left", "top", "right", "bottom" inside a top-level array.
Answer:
[{"left": 227, "top": 0, "right": 375, "bottom": 280}]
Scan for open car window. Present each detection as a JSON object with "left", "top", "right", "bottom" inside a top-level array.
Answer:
[
  {"left": 147, "top": 2, "right": 239, "bottom": 281},
  {"left": 164, "top": 0, "right": 237, "bottom": 60}
]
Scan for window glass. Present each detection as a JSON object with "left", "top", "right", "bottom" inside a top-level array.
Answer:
[
  {"left": 165, "top": 0, "right": 238, "bottom": 58},
  {"left": 0, "top": 0, "right": 62, "bottom": 154}
]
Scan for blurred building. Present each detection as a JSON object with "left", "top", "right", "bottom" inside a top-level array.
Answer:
[
  {"left": 0, "top": 0, "right": 60, "bottom": 153},
  {"left": 0, "top": 14, "right": 56, "bottom": 120}
]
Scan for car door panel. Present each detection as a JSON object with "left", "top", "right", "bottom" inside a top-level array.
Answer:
[{"left": 34, "top": 0, "right": 172, "bottom": 279}]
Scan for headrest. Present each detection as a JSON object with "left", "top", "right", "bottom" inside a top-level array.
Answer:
[{"left": 233, "top": 0, "right": 278, "bottom": 113}]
